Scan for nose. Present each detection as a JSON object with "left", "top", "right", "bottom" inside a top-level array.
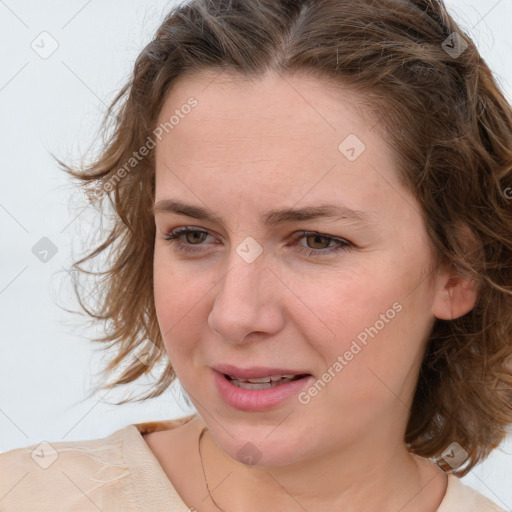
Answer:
[{"left": 207, "top": 251, "right": 285, "bottom": 344}]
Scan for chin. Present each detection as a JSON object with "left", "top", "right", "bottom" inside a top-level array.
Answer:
[{"left": 209, "top": 425, "right": 308, "bottom": 468}]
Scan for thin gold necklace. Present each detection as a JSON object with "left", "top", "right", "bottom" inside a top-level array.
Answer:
[{"left": 198, "top": 426, "right": 228, "bottom": 512}]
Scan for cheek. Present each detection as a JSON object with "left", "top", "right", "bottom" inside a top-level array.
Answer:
[
  {"left": 153, "top": 248, "right": 178, "bottom": 328},
  {"left": 153, "top": 248, "right": 196, "bottom": 339},
  {"left": 153, "top": 247, "right": 218, "bottom": 358},
  {"left": 284, "top": 266, "right": 395, "bottom": 347},
  {"left": 294, "top": 263, "right": 429, "bottom": 388}
]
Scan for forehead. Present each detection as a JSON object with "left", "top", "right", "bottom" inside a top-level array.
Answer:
[
  {"left": 156, "top": 70, "right": 374, "bottom": 148},
  {"left": 153, "top": 70, "right": 417, "bottom": 226}
]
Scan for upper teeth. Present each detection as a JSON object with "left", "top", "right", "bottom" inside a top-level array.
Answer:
[{"left": 229, "top": 374, "right": 297, "bottom": 383}]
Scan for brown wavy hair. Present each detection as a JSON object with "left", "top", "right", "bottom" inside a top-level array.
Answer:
[{"left": 57, "top": 0, "right": 512, "bottom": 476}]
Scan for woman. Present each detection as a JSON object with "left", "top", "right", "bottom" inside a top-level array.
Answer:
[{"left": 1, "top": 0, "right": 511, "bottom": 510}]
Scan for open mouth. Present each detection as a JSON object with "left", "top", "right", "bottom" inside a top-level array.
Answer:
[{"left": 224, "top": 373, "right": 311, "bottom": 390}]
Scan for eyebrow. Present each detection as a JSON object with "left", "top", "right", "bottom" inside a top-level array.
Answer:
[{"left": 152, "top": 199, "right": 375, "bottom": 227}]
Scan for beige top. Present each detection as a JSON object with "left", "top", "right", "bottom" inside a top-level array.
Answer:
[{"left": 0, "top": 414, "right": 505, "bottom": 511}]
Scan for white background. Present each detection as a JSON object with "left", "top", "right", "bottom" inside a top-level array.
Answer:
[{"left": 1, "top": 0, "right": 511, "bottom": 508}]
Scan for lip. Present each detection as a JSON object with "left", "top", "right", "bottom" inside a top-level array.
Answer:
[
  {"left": 213, "top": 364, "right": 311, "bottom": 379},
  {"left": 212, "top": 369, "right": 315, "bottom": 412}
]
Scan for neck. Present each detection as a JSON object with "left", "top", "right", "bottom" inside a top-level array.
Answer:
[{"left": 197, "top": 418, "right": 447, "bottom": 512}]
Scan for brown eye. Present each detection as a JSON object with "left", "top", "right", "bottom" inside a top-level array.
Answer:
[
  {"left": 162, "top": 227, "right": 215, "bottom": 254},
  {"left": 184, "top": 230, "right": 208, "bottom": 244},
  {"left": 304, "top": 234, "right": 333, "bottom": 250},
  {"left": 292, "top": 231, "right": 352, "bottom": 257}
]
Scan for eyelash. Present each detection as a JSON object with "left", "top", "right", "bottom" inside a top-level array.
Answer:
[{"left": 161, "top": 227, "right": 353, "bottom": 257}]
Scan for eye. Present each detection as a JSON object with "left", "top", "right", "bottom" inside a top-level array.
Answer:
[
  {"left": 161, "top": 227, "right": 353, "bottom": 257},
  {"left": 291, "top": 231, "right": 353, "bottom": 257},
  {"left": 161, "top": 227, "right": 215, "bottom": 254}
]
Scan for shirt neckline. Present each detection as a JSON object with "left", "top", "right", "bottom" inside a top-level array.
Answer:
[
  {"left": 121, "top": 414, "right": 196, "bottom": 511},
  {"left": 121, "top": 415, "right": 481, "bottom": 512}
]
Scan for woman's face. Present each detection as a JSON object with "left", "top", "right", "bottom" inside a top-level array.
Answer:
[{"left": 153, "top": 70, "right": 443, "bottom": 466}]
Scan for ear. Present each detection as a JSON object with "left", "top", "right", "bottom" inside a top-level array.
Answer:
[
  {"left": 431, "top": 268, "right": 479, "bottom": 320},
  {"left": 431, "top": 221, "right": 481, "bottom": 321}
]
